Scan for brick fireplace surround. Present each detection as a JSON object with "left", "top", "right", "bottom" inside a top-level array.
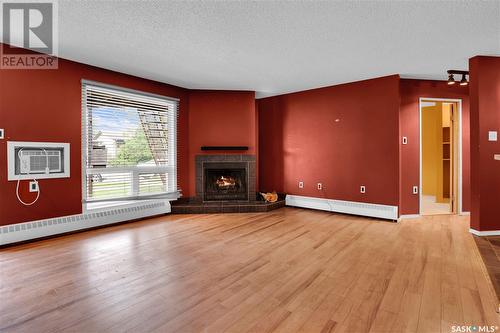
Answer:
[{"left": 195, "top": 154, "right": 256, "bottom": 201}]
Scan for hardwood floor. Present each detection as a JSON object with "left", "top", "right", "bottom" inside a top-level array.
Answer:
[
  {"left": 1, "top": 208, "right": 498, "bottom": 333},
  {"left": 474, "top": 235, "right": 500, "bottom": 301}
]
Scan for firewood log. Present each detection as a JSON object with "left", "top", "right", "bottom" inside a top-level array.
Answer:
[{"left": 260, "top": 191, "right": 278, "bottom": 203}]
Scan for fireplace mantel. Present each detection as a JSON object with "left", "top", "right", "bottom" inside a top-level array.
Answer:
[{"left": 201, "top": 146, "right": 249, "bottom": 151}]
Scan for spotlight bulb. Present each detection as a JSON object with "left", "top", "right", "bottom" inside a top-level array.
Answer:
[
  {"left": 459, "top": 74, "right": 468, "bottom": 86},
  {"left": 447, "top": 74, "right": 456, "bottom": 85}
]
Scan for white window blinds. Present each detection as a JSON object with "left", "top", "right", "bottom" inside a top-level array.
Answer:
[{"left": 82, "top": 81, "right": 178, "bottom": 202}]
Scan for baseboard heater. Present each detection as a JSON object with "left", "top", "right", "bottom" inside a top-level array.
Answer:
[
  {"left": 285, "top": 195, "right": 398, "bottom": 221},
  {"left": 0, "top": 200, "right": 171, "bottom": 246}
]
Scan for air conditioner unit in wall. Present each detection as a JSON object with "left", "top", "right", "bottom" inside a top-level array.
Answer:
[{"left": 7, "top": 141, "right": 70, "bottom": 180}]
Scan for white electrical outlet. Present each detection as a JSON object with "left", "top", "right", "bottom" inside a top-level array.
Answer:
[
  {"left": 0, "top": 128, "right": 4, "bottom": 139},
  {"left": 317, "top": 183, "right": 322, "bottom": 190},
  {"left": 298, "top": 181, "right": 304, "bottom": 189},
  {"left": 488, "top": 131, "right": 497, "bottom": 142},
  {"left": 29, "top": 181, "right": 39, "bottom": 192},
  {"left": 360, "top": 185, "right": 366, "bottom": 193},
  {"left": 413, "top": 186, "right": 418, "bottom": 194}
]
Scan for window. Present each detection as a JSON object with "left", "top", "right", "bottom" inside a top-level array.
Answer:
[{"left": 82, "top": 81, "right": 178, "bottom": 203}]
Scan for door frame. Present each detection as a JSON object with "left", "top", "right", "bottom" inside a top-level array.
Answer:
[{"left": 419, "top": 97, "right": 463, "bottom": 215}]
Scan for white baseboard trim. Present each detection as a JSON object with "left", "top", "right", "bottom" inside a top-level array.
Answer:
[
  {"left": 469, "top": 228, "right": 500, "bottom": 236},
  {"left": 285, "top": 195, "right": 398, "bottom": 221},
  {"left": 399, "top": 214, "right": 421, "bottom": 220},
  {"left": 0, "top": 200, "right": 171, "bottom": 246},
  {"left": 397, "top": 211, "right": 470, "bottom": 220}
]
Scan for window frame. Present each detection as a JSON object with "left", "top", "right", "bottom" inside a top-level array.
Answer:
[{"left": 81, "top": 80, "right": 179, "bottom": 205}]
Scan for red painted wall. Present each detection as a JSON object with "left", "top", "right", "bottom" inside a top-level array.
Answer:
[
  {"left": 258, "top": 75, "right": 401, "bottom": 206},
  {"left": 187, "top": 90, "right": 256, "bottom": 197},
  {"left": 399, "top": 79, "right": 470, "bottom": 215},
  {"left": 0, "top": 54, "right": 189, "bottom": 226},
  {"left": 258, "top": 97, "right": 284, "bottom": 193},
  {"left": 0, "top": 48, "right": 485, "bottom": 229},
  {"left": 469, "top": 56, "right": 500, "bottom": 231}
]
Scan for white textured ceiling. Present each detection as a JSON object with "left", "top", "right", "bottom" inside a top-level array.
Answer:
[{"left": 56, "top": 0, "right": 500, "bottom": 98}]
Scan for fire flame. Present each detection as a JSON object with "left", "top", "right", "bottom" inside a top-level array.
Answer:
[{"left": 216, "top": 176, "right": 236, "bottom": 188}]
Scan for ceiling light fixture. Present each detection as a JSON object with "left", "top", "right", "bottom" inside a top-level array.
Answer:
[
  {"left": 447, "top": 70, "right": 468, "bottom": 87},
  {"left": 447, "top": 73, "right": 455, "bottom": 85},
  {"left": 460, "top": 74, "right": 468, "bottom": 86}
]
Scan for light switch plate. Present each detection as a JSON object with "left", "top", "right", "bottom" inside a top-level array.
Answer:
[
  {"left": 413, "top": 186, "right": 418, "bottom": 194},
  {"left": 402, "top": 136, "right": 408, "bottom": 145},
  {"left": 360, "top": 185, "right": 366, "bottom": 193},
  {"left": 488, "top": 131, "right": 497, "bottom": 141},
  {"left": 495, "top": 154, "right": 500, "bottom": 161},
  {"left": 0, "top": 128, "right": 4, "bottom": 139}
]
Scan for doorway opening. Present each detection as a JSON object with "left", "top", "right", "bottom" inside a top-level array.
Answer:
[{"left": 419, "top": 98, "right": 462, "bottom": 215}]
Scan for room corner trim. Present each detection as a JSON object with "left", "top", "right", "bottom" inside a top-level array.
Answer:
[
  {"left": 285, "top": 194, "right": 398, "bottom": 221},
  {"left": 469, "top": 228, "right": 500, "bottom": 236}
]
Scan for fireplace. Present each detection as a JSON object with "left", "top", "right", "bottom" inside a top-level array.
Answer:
[
  {"left": 196, "top": 155, "right": 256, "bottom": 202},
  {"left": 204, "top": 168, "right": 247, "bottom": 201},
  {"left": 171, "top": 154, "right": 286, "bottom": 213}
]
